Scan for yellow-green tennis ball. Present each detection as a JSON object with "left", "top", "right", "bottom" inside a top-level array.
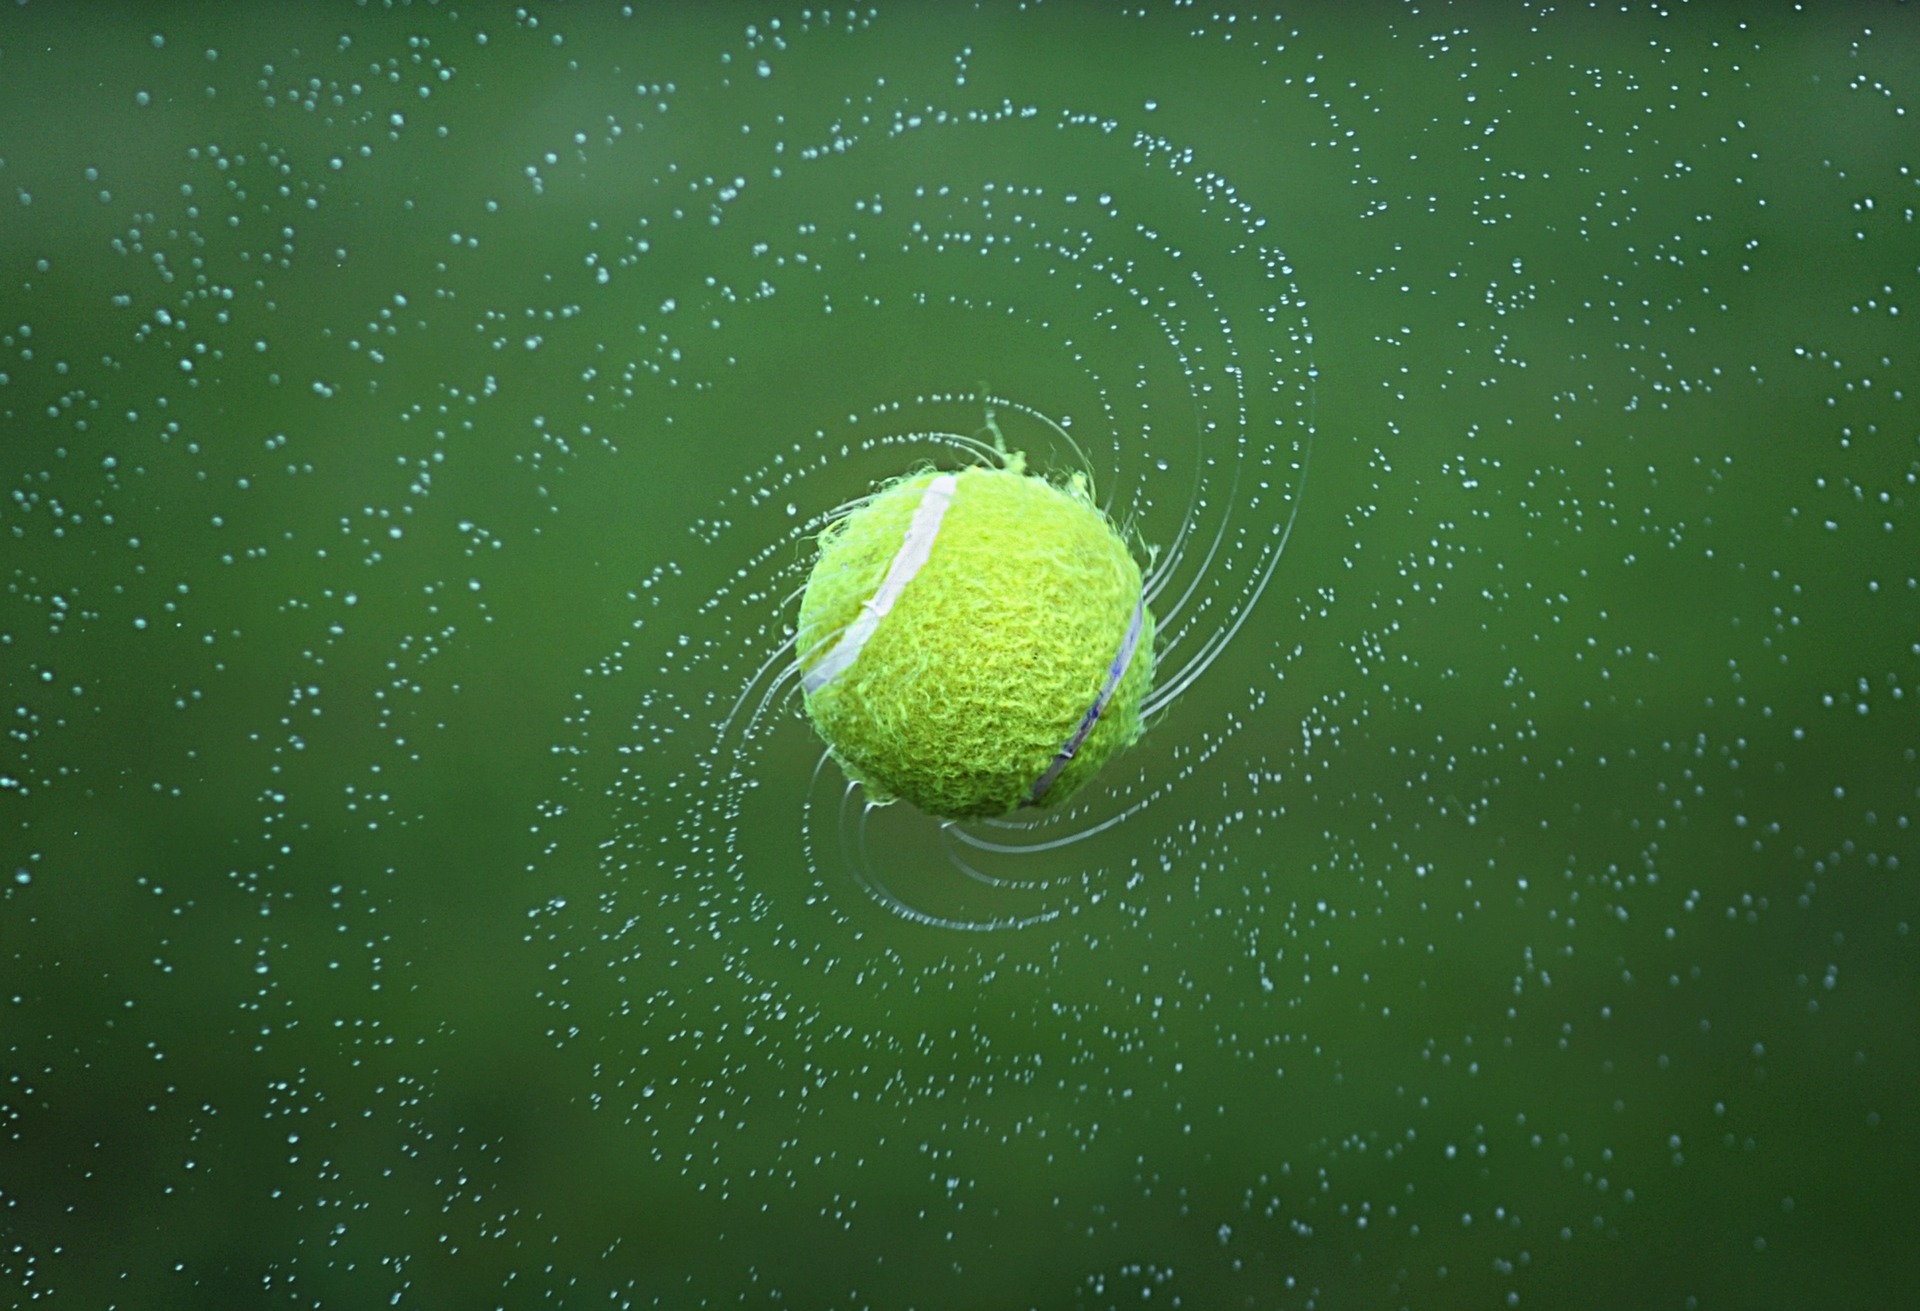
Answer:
[{"left": 796, "top": 463, "right": 1154, "bottom": 820}]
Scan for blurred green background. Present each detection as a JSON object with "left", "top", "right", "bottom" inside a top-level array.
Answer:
[{"left": 3, "top": 4, "right": 1915, "bottom": 1308}]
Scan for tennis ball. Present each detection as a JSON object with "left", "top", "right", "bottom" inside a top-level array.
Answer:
[{"left": 796, "top": 460, "right": 1154, "bottom": 820}]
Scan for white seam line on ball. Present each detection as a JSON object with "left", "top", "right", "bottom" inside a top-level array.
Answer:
[
  {"left": 1027, "top": 591, "right": 1146, "bottom": 806},
  {"left": 802, "top": 473, "right": 957, "bottom": 695}
]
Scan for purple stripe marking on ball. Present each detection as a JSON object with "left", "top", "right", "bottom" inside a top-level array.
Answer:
[{"left": 1026, "top": 593, "right": 1146, "bottom": 807}]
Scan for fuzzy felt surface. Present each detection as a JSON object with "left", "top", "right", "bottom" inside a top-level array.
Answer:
[{"left": 796, "top": 465, "right": 1154, "bottom": 819}]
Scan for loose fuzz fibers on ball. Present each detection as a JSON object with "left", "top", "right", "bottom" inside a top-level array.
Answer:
[{"left": 796, "top": 460, "right": 1154, "bottom": 820}]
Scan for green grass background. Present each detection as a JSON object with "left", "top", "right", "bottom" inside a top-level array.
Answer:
[{"left": 2, "top": 5, "right": 1915, "bottom": 1308}]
